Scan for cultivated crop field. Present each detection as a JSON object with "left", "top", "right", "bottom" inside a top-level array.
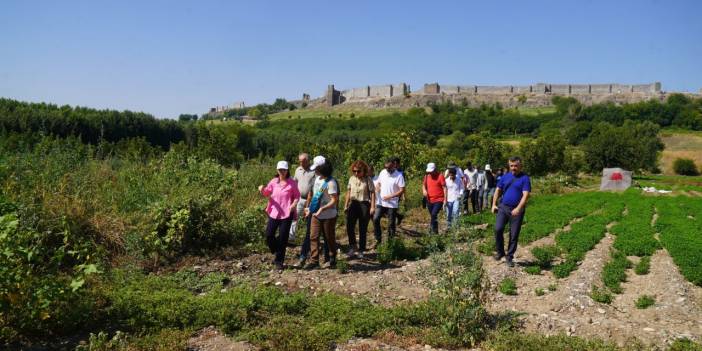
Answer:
[{"left": 479, "top": 189, "right": 702, "bottom": 348}]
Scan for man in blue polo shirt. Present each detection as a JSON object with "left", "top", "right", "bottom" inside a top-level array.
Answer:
[{"left": 491, "top": 156, "right": 531, "bottom": 267}]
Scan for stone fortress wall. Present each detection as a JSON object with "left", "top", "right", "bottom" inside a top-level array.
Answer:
[{"left": 322, "top": 81, "right": 664, "bottom": 107}]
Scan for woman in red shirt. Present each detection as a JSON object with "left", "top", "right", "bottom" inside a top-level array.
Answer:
[{"left": 422, "top": 163, "right": 447, "bottom": 234}]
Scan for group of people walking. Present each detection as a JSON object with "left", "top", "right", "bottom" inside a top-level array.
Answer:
[{"left": 258, "top": 153, "right": 531, "bottom": 271}]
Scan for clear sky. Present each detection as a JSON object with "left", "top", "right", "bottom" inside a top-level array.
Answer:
[{"left": 1, "top": 0, "right": 701, "bottom": 118}]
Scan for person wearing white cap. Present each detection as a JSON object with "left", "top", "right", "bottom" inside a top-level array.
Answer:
[
  {"left": 483, "top": 164, "right": 497, "bottom": 211},
  {"left": 303, "top": 160, "right": 339, "bottom": 269},
  {"left": 296, "top": 155, "right": 330, "bottom": 267},
  {"left": 258, "top": 160, "right": 300, "bottom": 271},
  {"left": 422, "top": 162, "right": 446, "bottom": 234}
]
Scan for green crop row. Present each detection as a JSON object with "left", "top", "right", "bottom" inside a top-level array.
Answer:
[
  {"left": 654, "top": 197, "right": 702, "bottom": 287},
  {"left": 519, "top": 192, "right": 611, "bottom": 245},
  {"left": 552, "top": 198, "right": 625, "bottom": 278},
  {"left": 610, "top": 195, "right": 659, "bottom": 256},
  {"left": 601, "top": 251, "right": 632, "bottom": 294}
]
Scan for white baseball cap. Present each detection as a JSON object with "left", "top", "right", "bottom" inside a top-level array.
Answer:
[
  {"left": 310, "top": 155, "right": 326, "bottom": 170},
  {"left": 485, "top": 164, "right": 491, "bottom": 171},
  {"left": 426, "top": 162, "right": 436, "bottom": 172},
  {"left": 276, "top": 160, "right": 289, "bottom": 170}
]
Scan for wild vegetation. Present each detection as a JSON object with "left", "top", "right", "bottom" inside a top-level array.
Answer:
[{"left": 2, "top": 95, "right": 702, "bottom": 349}]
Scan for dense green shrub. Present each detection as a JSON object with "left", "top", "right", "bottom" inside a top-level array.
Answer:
[
  {"left": 673, "top": 158, "right": 700, "bottom": 176},
  {"left": 0, "top": 200, "right": 102, "bottom": 341},
  {"left": 144, "top": 195, "right": 235, "bottom": 262}
]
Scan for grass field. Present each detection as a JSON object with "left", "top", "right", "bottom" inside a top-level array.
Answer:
[{"left": 659, "top": 129, "right": 702, "bottom": 175}]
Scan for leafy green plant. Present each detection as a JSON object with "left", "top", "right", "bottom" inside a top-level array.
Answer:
[
  {"left": 524, "top": 265, "right": 541, "bottom": 275},
  {"left": 547, "top": 284, "right": 557, "bottom": 291},
  {"left": 635, "top": 295, "right": 655, "bottom": 309},
  {"left": 634, "top": 256, "right": 651, "bottom": 275},
  {"left": 498, "top": 278, "right": 517, "bottom": 295},
  {"left": 336, "top": 256, "right": 349, "bottom": 274},
  {"left": 534, "top": 288, "right": 545, "bottom": 296},
  {"left": 590, "top": 286, "right": 613, "bottom": 304},
  {"left": 0, "top": 201, "right": 102, "bottom": 341},
  {"left": 531, "top": 245, "right": 560, "bottom": 269},
  {"left": 669, "top": 338, "right": 702, "bottom": 351},
  {"left": 144, "top": 195, "right": 236, "bottom": 263}
]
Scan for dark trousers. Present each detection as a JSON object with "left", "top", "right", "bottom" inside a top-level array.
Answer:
[
  {"left": 469, "top": 189, "right": 480, "bottom": 214},
  {"left": 494, "top": 203, "right": 526, "bottom": 260},
  {"left": 373, "top": 206, "right": 397, "bottom": 243},
  {"left": 427, "top": 201, "right": 443, "bottom": 234},
  {"left": 266, "top": 216, "right": 293, "bottom": 264},
  {"left": 347, "top": 200, "right": 371, "bottom": 252}
]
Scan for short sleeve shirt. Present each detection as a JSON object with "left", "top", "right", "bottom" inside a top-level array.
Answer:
[
  {"left": 424, "top": 173, "right": 446, "bottom": 203},
  {"left": 465, "top": 168, "right": 478, "bottom": 190},
  {"left": 294, "top": 166, "right": 316, "bottom": 199},
  {"left": 312, "top": 176, "right": 338, "bottom": 219},
  {"left": 445, "top": 176, "right": 464, "bottom": 202},
  {"left": 347, "top": 175, "right": 375, "bottom": 202},
  {"left": 497, "top": 172, "right": 531, "bottom": 207},
  {"left": 376, "top": 169, "right": 405, "bottom": 208}
]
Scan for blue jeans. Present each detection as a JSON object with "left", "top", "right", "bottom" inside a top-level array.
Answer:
[
  {"left": 446, "top": 199, "right": 461, "bottom": 228},
  {"left": 484, "top": 187, "right": 496, "bottom": 210},
  {"left": 494, "top": 203, "right": 526, "bottom": 260}
]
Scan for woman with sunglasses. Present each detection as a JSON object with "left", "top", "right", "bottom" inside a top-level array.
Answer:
[
  {"left": 258, "top": 161, "right": 300, "bottom": 271},
  {"left": 343, "top": 160, "right": 375, "bottom": 259}
]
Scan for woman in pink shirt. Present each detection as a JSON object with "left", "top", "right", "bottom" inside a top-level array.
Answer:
[{"left": 258, "top": 161, "right": 300, "bottom": 271}]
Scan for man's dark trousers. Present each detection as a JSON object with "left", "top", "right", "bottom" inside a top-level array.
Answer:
[
  {"left": 427, "top": 202, "right": 442, "bottom": 234},
  {"left": 494, "top": 203, "right": 525, "bottom": 260},
  {"left": 373, "top": 206, "right": 397, "bottom": 243}
]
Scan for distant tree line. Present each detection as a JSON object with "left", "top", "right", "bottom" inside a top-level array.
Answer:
[
  {"left": 201, "top": 98, "right": 296, "bottom": 120},
  {"left": 1, "top": 94, "right": 700, "bottom": 174}
]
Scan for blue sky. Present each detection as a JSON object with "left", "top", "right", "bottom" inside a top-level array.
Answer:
[{"left": 1, "top": 0, "right": 701, "bottom": 118}]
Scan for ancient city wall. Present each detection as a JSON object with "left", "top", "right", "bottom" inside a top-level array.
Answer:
[{"left": 324, "top": 82, "right": 663, "bottom": 107}]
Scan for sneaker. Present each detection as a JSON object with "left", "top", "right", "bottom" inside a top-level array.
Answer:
[
  {"left": 357, "top": 252, "right": 365, "bottom": 259},
  {"left": 273, "top": 261, "right": 284, "bottom": 272},
  {"left": 294, "top": 257, "right": 306, "bottom": 268},
  {"left": 493, "top": 254, "right": 504, "bottom": 261},
  {"left": 329, "top": 257, "right": 337, "bottom": 269},
  {"left": 304, "top": 262, "right": 319, "bottom": 270},
  {"left": 346, "top": 248, "right": 357, "bottom": 259},
  {"left": 506, "top": 260, "right": 515, "bottom": 268}
]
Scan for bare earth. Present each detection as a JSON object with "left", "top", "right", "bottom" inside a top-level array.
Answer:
[{"left": 186, "top": 218, "right": 702, "bottom": 350}]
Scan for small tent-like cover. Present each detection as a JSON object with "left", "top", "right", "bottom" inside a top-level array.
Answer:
[{"left": 600, "top": 167, "right": 632, "bottom": 191}]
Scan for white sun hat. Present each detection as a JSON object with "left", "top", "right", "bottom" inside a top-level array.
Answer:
[
  {"left": 276, "top": 160, "right": 289, "bottom": 170},
  {"left": 310, "top": 155, "right": 326, "bottom": 170}
]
